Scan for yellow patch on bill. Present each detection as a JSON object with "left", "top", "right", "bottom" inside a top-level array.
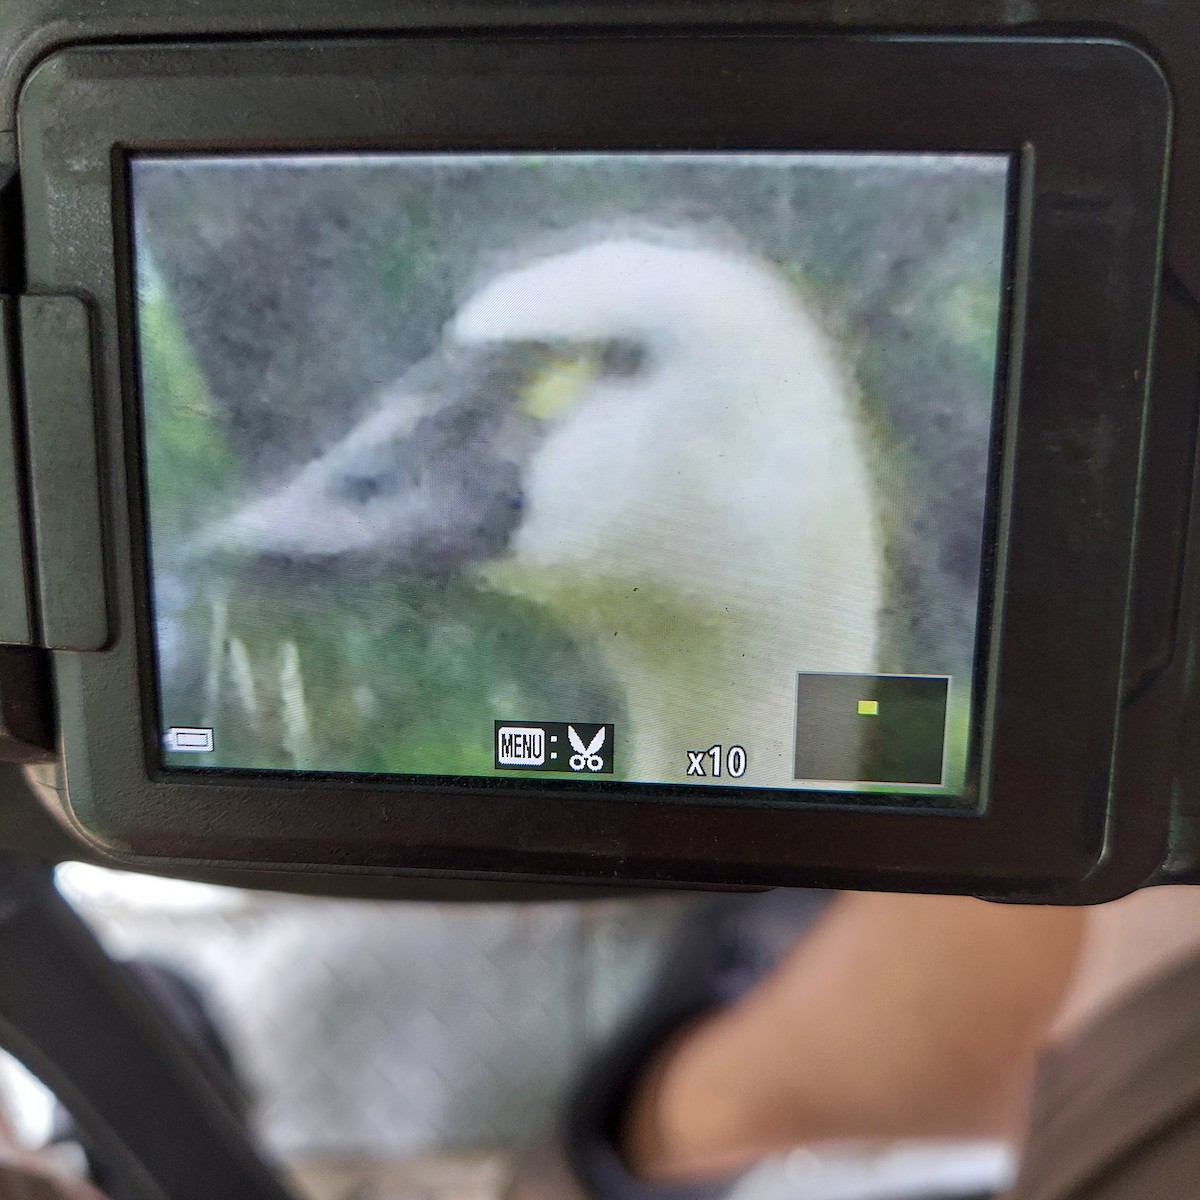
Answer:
[{"left": 520, "top": 355, "right": 595, "bottom": 421}]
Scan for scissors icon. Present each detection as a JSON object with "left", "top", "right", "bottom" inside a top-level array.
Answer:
[{"left": 568, "top": 725, "right": 606, "bottom": 772}]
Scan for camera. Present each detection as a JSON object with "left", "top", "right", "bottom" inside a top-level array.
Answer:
[{"left": 1, "top": 0, "right": 1198, "bottom": 902}]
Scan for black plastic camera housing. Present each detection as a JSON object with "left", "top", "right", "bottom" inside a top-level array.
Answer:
[{"left": 1, "top": 0, "right": 1199, "bottom": 903}]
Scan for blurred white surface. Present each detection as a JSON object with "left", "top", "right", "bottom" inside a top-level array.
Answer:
[{"left": 0, "top": 864, "right": 1014, "bottom": 1199}]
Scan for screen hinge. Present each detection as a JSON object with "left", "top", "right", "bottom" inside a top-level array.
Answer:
[
  {"left": 0, "top": 293, "right": 34, "bottom": 647},
  {"left": 19, "top": 294, "right": 110, "bottom": 652},
  {"left": 0, "top": 167, "right": 55, "bottom": 762}
]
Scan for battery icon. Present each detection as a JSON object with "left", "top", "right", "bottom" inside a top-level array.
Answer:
[
  {"left": 496, "top": 725, "right": 547, "bottom": 767},
  {"left": 164, "top": 727, "right": 215, "bottom": 753}
]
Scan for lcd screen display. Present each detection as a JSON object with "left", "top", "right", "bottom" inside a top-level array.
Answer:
[{"left": 132, "top": 152, "right": 1010, "bottom": 801}]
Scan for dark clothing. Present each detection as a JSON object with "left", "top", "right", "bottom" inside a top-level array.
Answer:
[{"left": 1010, "top": 952, "right": 1200, "bottom": 1200}]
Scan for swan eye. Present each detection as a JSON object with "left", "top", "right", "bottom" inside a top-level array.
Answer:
[
  {"left": 596, "top": 338, "right": 649, "bottom": 381},
  {"left": 516, "top": 338, "right": 650, "bottom": 421}
]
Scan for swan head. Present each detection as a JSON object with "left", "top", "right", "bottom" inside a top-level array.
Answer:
[
  {"left": 203, "top": 234, "right": 880, "bottom": 650},
  {"left": 447, "top": 237, "right": 873, "bottom": 596}
]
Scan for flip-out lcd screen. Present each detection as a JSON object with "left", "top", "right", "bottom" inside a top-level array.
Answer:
[{"left": 133, "top": 151, "right": 1009, "bottom": 800}]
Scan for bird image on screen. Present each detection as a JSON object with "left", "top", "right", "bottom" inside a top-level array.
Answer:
[
  {"left": 133, "top": 152, "right": 1008, "bottom": 801},
  {"left": 200, "top": 235, "right": 882, "bottom": 786}
]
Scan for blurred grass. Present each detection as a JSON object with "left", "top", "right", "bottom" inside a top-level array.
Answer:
[
  {"left": 162, "top": 575, "right": 622, "bottom": 776},
  {"left": 140, "top": 291, "right": 238, "bottom": 541}
]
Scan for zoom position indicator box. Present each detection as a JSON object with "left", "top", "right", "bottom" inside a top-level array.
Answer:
[{"left": 794, "top": 674, "right": 950, "bottom": 787}]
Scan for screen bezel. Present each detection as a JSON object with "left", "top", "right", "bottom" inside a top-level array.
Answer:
[{"left": 16, "top": 33, "right": 1171, "bottom": 893}]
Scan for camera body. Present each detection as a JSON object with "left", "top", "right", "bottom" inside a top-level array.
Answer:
[{"left": 1, "top": 0, "right": 1199, "bottom": 902}]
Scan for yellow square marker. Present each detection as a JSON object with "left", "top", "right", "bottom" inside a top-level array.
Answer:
[{"left": 857, "top": 699, "right": 879, "bottom": 717}]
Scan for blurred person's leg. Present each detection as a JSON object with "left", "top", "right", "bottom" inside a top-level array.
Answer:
[
  {"left": 619, "top": 892, "right": 1084, "bottom": 1184},
  {"left": 620, "top": 886, "right": 1200, "bottom": 1198},
  {"left": 1007, "top": 886, "right": 1200, "bottom": 1200}
]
